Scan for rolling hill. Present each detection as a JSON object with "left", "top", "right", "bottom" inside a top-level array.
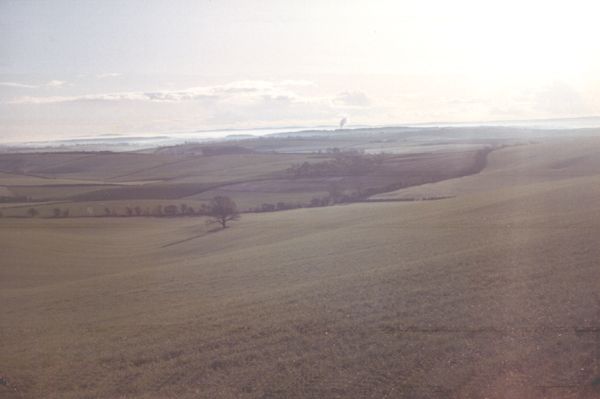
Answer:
[{"left": 2, "top": 137, "right": 600, "bottom": 398}]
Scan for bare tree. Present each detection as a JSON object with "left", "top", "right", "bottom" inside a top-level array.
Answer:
[{"left": 206, "top": 196, "right": 240, "bottom": 228}]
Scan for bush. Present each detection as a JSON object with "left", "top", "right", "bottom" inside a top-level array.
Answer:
[
  {"left": 261, "top": 203, "right": 275, "bottom": 212},
  {"left": 163, "top": 205, "right": 178, "bottom": 216},
  {"left": 198, "top": 204, "right": 210, "bottom": 215}
]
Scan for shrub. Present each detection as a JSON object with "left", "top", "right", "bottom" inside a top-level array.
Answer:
[
  {"left": 261, "top": 203, "right": 275, "bottom": 212},
  {"left": 163, "top": 205, "right": 178, "bottom": 216}
]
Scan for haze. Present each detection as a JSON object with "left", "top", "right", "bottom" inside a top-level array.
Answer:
[
  {"left": 3, "top": 2, "right": 600, "bottom": 398},
  {"left": 1, "top": 0, "right": 599, "bottom": 142}
]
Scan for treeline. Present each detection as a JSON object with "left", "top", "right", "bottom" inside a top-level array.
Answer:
[
  {"left": 249, "top": 201, "right": 312, "bottom": 213},
  {"left": 248, "top": 185, "right": 369, "bottom": 213},
  {"left": 7, "top": 196, "right": 356, "bottom": 219},
  {"left": 0, "top": 195, "right": 31, "bottom": 203},
  {"left": 286, "top": 151, "right": 385, "bottom": 178},
  {"left": 99, "top": 203, "right": 219, "bottom": 218},
  {"left": 155, "top": 144, "right": 254, "bottom": 156},
  {"left": 2, "top": 202, "right": 214, "bottom": 219},
  {"left": 200, "top": 145, "right": 254, "bottom": 156}
]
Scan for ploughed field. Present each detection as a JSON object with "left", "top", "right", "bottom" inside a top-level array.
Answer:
[
  {"left": 2, "top": 136, "right": 600, "bottom": 398},
  {"left": 0, "top": 130, "right": 497, "bottom": 216}
]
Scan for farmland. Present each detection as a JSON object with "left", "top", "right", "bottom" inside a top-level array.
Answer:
[
  {"left": 0, "top": 128, "right": 507, "bottom": 216},
  {"left": 1, "top": 129, "right": 600, "bottom": 398}
]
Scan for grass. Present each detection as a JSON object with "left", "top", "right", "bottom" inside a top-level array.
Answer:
[
  {"left": 2, "top": 137, "right": 600, "bottom": 398},
  {"left": 371, "top": 136, "right": 600, "bottom": 201}
]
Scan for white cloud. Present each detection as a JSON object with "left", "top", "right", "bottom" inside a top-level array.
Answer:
[
  {"left": 0, "top": 80, "right": 67, "bottom": 89},
  {"left": 0, "top": 81, "right": 39, "bottom": 89},
  {"left": 2, "top": 79, "right": 386, "bottom": 138},
  {"left": 8, "top": 80, "right": 315, "bottom": 105},
  {"left": 45, "top": 80, "right": 67, "bottom": 88},
  {"left": 95, "top": 73, "right": 122, "bottom": 79}
]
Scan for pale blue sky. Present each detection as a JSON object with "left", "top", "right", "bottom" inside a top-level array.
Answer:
[{"left": 1, "top": 0, "right": 599, "bottom": 142}]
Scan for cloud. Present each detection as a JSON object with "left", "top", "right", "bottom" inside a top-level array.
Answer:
[
  {"left": 0, "top": 80, "right": 67, "bottom": 89},
  {"left": 0, "top": 82, "right": 39, "bottom": 89},
  {"left": 2, "top": 79, "right": 386, "bottom": 135},
  {"left": 332, "top": 91, "right": 371, "bottom": 107},
  {"left": 8, "top": 80, "right": 314, "bottom": 105},
  {"left": 45, "top": 80, "right": 67, "bottom": 88},
  {"left": 96, "top": 73, "right": 122, "bottom": 79}
]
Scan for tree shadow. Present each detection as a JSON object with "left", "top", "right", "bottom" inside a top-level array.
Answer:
[{"left": 161, "top": 227, "right": 224, "bottom": 248}]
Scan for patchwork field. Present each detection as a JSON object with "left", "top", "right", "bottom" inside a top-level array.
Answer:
[
  {"left": 0, "top": 129, "right": 502, "bottom": 216},
  {"left": 2, "top": 136, "right": 600, "bottom": 398}
]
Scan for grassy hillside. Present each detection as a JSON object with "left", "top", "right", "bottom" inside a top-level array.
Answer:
[
  {"left": 2, "top": 137, "right": 600, "bottom": 398},
  {"left": 371, "top": 136, "right": 600, "bottom": 200}
]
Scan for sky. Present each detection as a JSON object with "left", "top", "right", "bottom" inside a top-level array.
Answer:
[{"left": 1, "top": 0, "right": 599, "bottom": 142}]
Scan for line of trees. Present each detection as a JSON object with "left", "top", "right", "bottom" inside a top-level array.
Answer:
[
  {"left": 52, "top": 208, "right": 70, "bottom": 218},
  {"left": 0, "top": 195, "right": 31, "bottom": 203},
  {"left": 248, "top": 192, "right": 364, "bottom": 214},
  {"left": 287, "top": 152, "right": 385, "bottom": 178},
  {"left": 13, "top": 196, "right": 241, "bottom": 228}
]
